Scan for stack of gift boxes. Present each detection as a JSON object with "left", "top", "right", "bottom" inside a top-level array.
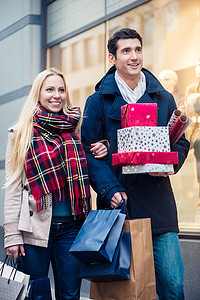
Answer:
[{"left": 112, "top": 103, "right": 178, "bottom": 174}]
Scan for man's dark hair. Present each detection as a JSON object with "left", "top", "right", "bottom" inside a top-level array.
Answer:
[{"left": 107, "top": 28, "right": 143, "bottom": 58}]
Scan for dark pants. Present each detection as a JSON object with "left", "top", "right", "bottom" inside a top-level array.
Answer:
[{"left": 18, "top": 221, "right": 82, "bottom": 300}]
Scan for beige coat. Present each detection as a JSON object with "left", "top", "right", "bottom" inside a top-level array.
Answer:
[{"left": 3, "top": 130, "right": 52, "bottom": 249}]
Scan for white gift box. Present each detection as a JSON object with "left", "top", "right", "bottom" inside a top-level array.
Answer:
[{"left": 117, "top": 126, "right": 174, "bottom": 174}]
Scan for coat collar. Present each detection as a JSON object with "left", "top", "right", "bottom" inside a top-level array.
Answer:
[
  {"left": 95, "top": 65, "right": 165, "bottom": 96},
  {"left": 96, "top": 66, "right": 165, "bottom": 122},
  {"left": 95, "top": 66, "right": 120, "bottom": 95}
]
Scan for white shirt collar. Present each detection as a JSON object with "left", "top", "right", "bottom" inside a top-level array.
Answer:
[{"left": 115, "top": 71, "right": 146, "bottom": 103}]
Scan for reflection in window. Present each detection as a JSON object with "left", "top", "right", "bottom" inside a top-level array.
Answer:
[
  {"left": 48, "top": 45, "right": 61, "bottom": 70},
  {"left": 85, "top": 86, "right": 94, "bottom": 100},
  {"left": 72, "top": 42, "right": 83, "bottom": 71},
  {"left": 60, "top": 24, "right": 105, "bottom": 112},
  {"left": 84, "top": 38, "right": 95, "bottom": 67},
  {"left": 142, "top": 13, "right": 153, "bottom": 45},
  {"left": 98, "top": 34, "right": 104, "bottom": 64},
  {"left": 72, "top": 89, "right": 81, "bottom": 106}
]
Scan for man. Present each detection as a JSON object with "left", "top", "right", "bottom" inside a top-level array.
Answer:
[{"left": 81, "top": 28, "right": 189, "bottom": 299}]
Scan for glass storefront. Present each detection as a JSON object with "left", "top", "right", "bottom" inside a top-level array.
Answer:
[{"left": 47, "top": 0, "right": 200, "bottom": 232}]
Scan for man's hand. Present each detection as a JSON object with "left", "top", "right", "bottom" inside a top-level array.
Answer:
[
  {"left": 90, "top": 142, "right": 108, "bottom": 158},
  {"left": 149, "top": 172, "right": 174, "bottom": 177},
  {"left": 6, "top": 244, "right": 25, "bottom": 259},
  {"left": 110, "top": 191, "right": 127, "bottom": 208}
]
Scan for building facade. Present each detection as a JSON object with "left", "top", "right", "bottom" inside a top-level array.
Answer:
[{"left": 0, "top": 0, "right": 200, "bottom": 298}]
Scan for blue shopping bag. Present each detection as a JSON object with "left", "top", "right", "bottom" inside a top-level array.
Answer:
[
  {"left": 69, "top": 200, "right": 126, "bottom": 264},
  {"left": 79, "top": 231, "right": 131, "bottom": 282}
]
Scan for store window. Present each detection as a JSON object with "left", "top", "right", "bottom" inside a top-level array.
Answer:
[
  {"left": 71, "top": 42, "right": 83, "bottom": 71},
  {"left": 47, "top": 24, "right": 105, "bottom": 111},
  {"left": 84, "top": 38, "right": 95, "bottom": 67},
  {"left": 108, "top": 0, "right": 200, "bottom": 232},
  {"left": 64, "top": 24, "right": 105, "bottom": 111},
  {"left": 47, "top": 0, "right": 200, "bottom": 232},
  {"left": 47, "top": 44, "right": 61, "bottom": 70}
]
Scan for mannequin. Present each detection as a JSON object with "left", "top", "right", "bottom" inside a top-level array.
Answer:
[
  {"left": 185, "top": 60, "right": 200, "bottom": 150},
  {"left": 185, "top": 59, "right": 200, "bottom": 99},
  {"left": 158, "top": 70, "right": 185, "bottom": 111}
]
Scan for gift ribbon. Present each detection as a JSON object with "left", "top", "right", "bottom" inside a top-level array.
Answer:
[{"left": 112, "top": 151, "right": 178, "bottom": 166}]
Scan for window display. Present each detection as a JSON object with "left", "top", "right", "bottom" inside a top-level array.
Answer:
[{"left": 107, "top": 0, "right": 200, "bottom": 232}]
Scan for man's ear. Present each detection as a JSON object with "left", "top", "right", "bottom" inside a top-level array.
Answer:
[{"left": 108, "top": 53, "right": 116, "bottom": 65}]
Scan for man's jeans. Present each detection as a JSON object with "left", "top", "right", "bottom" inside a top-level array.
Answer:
[
  {"left": 153, "top": 232, "right": 185, "bottom": 300},
  {"left": 18, "top": 221, "right": 82, "bottom": 300}
]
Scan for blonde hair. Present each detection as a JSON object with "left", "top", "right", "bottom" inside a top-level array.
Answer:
[{"left": 5, "top": 67, "right": 75, "bottom": 187}]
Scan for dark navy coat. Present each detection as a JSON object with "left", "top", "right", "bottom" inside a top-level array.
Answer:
[{"left": 81, "top": 66, "right": 190, "bottom": 234}]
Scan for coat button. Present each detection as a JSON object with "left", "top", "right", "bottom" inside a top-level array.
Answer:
[
  {"left": 29, "top": 211, "right": 33, "bottom": 217},
  {"left": 101, "top": 189, "right": 106, "bottom": 195}
]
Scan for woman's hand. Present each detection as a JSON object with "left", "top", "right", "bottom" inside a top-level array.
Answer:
[
  {"left": 6, "top": 244, "right": 25, "bottom": 259},
  {"left": 90, "top": 142, "right": 108, "bottom": 158}
]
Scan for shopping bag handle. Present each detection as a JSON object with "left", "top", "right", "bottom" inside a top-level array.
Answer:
[
  {"left": 0, "top": 255, "right": 10, "bottom": 276},
  {"left": 0, "top": 255, "right": 18, "bottom": 283},
  {"left": 115, "top": 197, "right": 126, "bottom": 215}
]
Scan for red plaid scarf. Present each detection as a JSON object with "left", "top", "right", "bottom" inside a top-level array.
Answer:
[{"left": 25, "top": 108, "right": 90, "bottom": 219}]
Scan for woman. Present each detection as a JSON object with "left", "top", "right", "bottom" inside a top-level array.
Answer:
[{"left": 3, "top": 67, "right": 108, "bottom": 300}]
